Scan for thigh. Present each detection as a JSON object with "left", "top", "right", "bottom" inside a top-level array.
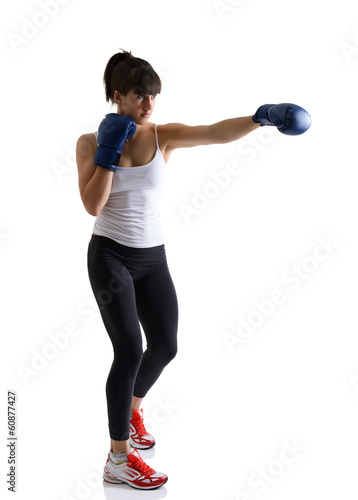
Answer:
[
  {"left": 87, "top": 239, "right": 142, "bottom": 358},
  {"left": 134, "top": 262, "right": 179, "bottom": 349}
]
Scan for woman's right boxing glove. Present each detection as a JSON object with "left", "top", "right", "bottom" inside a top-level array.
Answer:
[
  {"left": 252, "top": 103, "right": 311, "bottom": 136},
  {"left": 94, "top": 113, "right": 137, "bottom": 171}
]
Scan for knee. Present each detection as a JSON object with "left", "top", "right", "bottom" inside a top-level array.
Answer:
[
  {"left": 113, "top": 340, "right": 143, "bottom": 370},
  {"left": 159, "top": 343, "right": 177, "bottom": 365}
]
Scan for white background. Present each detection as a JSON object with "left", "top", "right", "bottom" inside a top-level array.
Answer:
[{"left": 2, "top": 0, "right": 358, "bottom": 499}]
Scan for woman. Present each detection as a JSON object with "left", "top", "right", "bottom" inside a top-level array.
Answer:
[{"left": 76, "top": 49, "right": 310, "bottom": 491}]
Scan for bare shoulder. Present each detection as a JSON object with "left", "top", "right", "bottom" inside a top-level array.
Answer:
[
  {"left": 76, "top": 132, "right": 97, "bottom": 159},
  {"left": 156, "top": 122, "right": 212, "bottom": 150},
  {"left": 156, "top": 122, "right": 189, "bottom": 150},
  {"left": 156, "top": 122, "right": 185, "bottom": 137}
]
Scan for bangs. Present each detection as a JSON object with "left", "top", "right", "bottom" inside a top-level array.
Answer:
[{"left": 130, "top": 67, "right": 161, "bottom": 96}]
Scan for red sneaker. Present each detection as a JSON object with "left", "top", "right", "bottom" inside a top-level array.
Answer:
[
  {"left": 129, "top": 409, "right": 155, "bottom": 449},
  {"left": 103, "top": 448, "right": 167, "bottom": 490}
]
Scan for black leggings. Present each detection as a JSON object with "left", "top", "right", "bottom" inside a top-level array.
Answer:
[{"left": 87, "top": 234, "right": 179, "bottom": 441}]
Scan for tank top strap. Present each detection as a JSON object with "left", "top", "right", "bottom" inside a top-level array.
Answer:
[{"left": 154, "top": 124, "right": 159, "bottom": 150}]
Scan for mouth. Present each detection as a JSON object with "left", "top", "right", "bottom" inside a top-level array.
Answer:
[{"left": 141, "top": 113, "right": 150, "bottom": 118}]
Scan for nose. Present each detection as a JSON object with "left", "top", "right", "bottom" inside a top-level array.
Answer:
[{"left": 143, "top": 96, "right": 154, "bottom": 111}]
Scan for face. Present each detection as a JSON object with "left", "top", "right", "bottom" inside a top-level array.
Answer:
[{"left": 114, "top": 88, "right": 157, "bottom": 124}]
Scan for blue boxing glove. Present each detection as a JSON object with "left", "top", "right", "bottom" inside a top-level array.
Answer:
[
  {"left": 252, "top": 103, "right": 311, "bottom": 136},
  {"left": 94, "top": 113, "right": 137, "bottom": 171}
]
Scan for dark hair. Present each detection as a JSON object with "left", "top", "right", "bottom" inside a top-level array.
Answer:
[{"left": 103, "top": 49, "right": 162, "bottom": 104}]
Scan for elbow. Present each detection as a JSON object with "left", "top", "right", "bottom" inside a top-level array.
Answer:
[
  {"left": 81, "top": 194, "right": 103, "bottom": 217},
  {"left": 83, "top": 200, "right": 102, "bottom": 216},
  {"left": 86, "top": 206, "right": 101, "bottom": 217}
]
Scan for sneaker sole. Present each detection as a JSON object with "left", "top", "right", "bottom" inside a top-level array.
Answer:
[
  {"left": 103, "top": 470, "right": 168, "bottom": 490},
  {"left": 129, "top": 437, "right": 156, "bottom": 450}
]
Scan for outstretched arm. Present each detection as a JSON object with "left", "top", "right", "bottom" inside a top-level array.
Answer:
[
  {"left": 162, "top": 103, "right": 311, "bottom": 150},
  {"left": 163, "top": 116, "right": 261, "bottom": 149}
]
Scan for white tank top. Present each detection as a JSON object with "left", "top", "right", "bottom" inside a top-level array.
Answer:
[{"left": 92, "top": 124, "right": 167, "bottom": 248}]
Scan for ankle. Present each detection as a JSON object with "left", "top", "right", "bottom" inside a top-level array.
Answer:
[
  {"left": 111, "top": 438, "right": 131, "bottom": 454},
  {"left": 111, "top": 447, "right": 131, "bottom": 454}
]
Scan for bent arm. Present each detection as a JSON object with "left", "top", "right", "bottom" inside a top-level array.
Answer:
[
  {"left": 76, "top": 134, "right": 113, "bottom": 216},
  {"left": 165, "top": 116, "right": 261, "bottom": 149}
]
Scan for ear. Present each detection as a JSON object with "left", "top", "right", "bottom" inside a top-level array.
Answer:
[{"left": 113, "top": 90, "right": 123, "bottom": 104}]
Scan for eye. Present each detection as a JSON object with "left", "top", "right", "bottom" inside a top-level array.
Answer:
[{"left": 137, "top": 94, "right": 156, "bottom": 100}]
